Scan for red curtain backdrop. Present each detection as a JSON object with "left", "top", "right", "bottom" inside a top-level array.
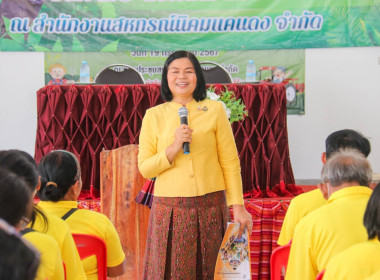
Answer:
[{"left": 35, "top": 84, "right": 299, "bottom": 199}]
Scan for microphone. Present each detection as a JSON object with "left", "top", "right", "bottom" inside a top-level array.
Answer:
[{"left": 178, "top": 106, "right": 190, "bottom": 154}]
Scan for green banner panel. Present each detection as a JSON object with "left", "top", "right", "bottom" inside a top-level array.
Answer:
[
  {"left": 44, "top": 49, "right": 305, "bottom": 114},
  {"left": 1, "top": 0, "right": 380, "bottom": 51}
]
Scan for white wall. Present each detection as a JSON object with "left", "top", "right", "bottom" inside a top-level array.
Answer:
[
  {"left": 0, "top": 48, "right": 379, "bottom": 179},
  {"left": 0, "top": 52, "right": 44, "bottom": 154},
  {"left": 288, "top": 47, "right": 380, "bottom": 179}
]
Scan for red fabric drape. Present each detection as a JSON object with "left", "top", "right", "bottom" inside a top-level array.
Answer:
[{"left": 35, "top": 84, "right": 299, "bottom": 199}]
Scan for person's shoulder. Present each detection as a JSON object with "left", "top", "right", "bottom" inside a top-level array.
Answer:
[
  {"left": 144, "top": 102, "right": 171, "bottom": 117},
  {"left": 35, "top": 207, "right": 68, "bottom": 229},
  {"left": 23, "top": 229, "right": 60, "bottom": 251},
  {"left": 287, "top": 189, "right": 322, "bottom": 212},
  {"left": 77, "top": 208, "right": 110, "bottom": 222},
  {"left": 295, "top": 199, "right": 326, "bottom": 229},
  {"left": 200, "top": 99, "right": 227, "bottom": 118},
  {"left": 77, "top": 209, "right": 116, "bottom": 231},
  {"left": 203, "top": 98, "right": 223, "bottom": 108},
  {"left": 327, "top": 241, "right": 368, "bottom": 266},
  {"left": 293, "top": 188, "right": 323, "bottom": 201},
  {"left": 148, "top": 102, "right": 169, "bottom": 111},
  {"left": 46, "top": 213, "right": 71, "bottom": 230}
]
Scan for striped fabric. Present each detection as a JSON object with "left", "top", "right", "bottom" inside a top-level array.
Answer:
[
  {"left": 230, "top": 198, "right": 291, "bottom": 280},
  {"left": 134, "top": 178, "right": 155, "bottom": 209}
]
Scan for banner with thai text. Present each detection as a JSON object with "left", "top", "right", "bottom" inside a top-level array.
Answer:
[
  {"left": 44, "top": 49, "right": 305, "bottom": 114},
  {"left": 1, "top": 0, "right": 380, "bottom": 51}
]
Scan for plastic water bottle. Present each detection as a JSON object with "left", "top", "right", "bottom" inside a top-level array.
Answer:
[
  {"left": 80, "top": 61, "right": 90, "bottom": 83},
  {"left": 246, "top": 59, "right": 256, "bottom": 82}
]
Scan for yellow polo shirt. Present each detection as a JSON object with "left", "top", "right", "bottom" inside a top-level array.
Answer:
[
  {"left": 29, "top": 206, "right": 87, "bottom": 280},
  {"left": 365, "top": 270, "right": 380, "bottom": 280},
  {"left": 23, "top": 230, "right": 64, "bottom": 280},
  {"left": 38, "top": 200, "right": 125, "bottom": 280},
  {"left": 138, "top": 99, "right": 244, "bottom": 206},
  {"left": 285, "top": 186, "right": 372, "bottom": 280},
  {"left": 324, "top": 238, "right": 380, "bottom": 280},
  {"left": 278, "top": 189, "right": 327, "bottom": 245}
]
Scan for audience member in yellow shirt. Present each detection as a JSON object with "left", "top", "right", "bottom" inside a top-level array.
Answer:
[
  {"left": 0, "top": 149, "right": 86, "bottom": 280},
  {"left": 37, "top": 150, "right": 126, "bottom": 280},
  {"left": 285, "top": 148, "right": 373, "bottom": 280},
  {"left": 0, "top": 168, "right": 40, "bottom": 280},
  {"left": 323, "top": 182, "right": 380, "bottom": 280},
  {"left": 22, "top": 228, "right": 64, "bottom": 280},
  {"left": 31, "top": 209, "right": 87, "bottom": 280},
  {"left": 278, "top": 129, "right": 371, "bottom": 245},
  {"left": 138, "top": 50, "right": 252, "bottom": 280}
]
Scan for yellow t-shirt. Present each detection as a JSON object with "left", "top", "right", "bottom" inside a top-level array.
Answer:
[
  {"left": 277, "top": 188, "right": 327, "bottom": 245},
  {"left": 38, "top": 200, "right": 125, "bottom": 280},
  {"left": 138, "top": 98, "right": 244, "bottom": 206},
  {"left": 365, "top": 269, "right": 380, "bottom": 280},
  {"left": 30, "top": 206, "right": 87, "bottom": 280},
  {"left": 285, "top": 187, "right": 372, "bottom": 280},
  {"left": 324, "top": 238, "right": 380, "bottom": 280},
  {"left": 22, "top": 230, "right": 64, "bottom": 280}
]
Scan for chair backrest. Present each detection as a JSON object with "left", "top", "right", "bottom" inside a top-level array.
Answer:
[
  {"left": 270, "top": 243, "right": 291, "bottom": 280},
  {"left": 94, "top": 64, "right": 145, "bottom": 84},
  {"left": 200, "top": 61, "right": 233, "bottom": 84},
  {"left": 315, "top": 269, "right": 325, "bottom": 280},
  {"left": 72, "top": 233, "right": 107, "bottom": 280}
]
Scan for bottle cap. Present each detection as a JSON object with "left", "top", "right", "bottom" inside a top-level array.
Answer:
[
  {"left": 248, "top": 60, "right": 254, "bottom": 63},
  {"left": 82, "top": 61, "right": 87, "bottom": 64}
]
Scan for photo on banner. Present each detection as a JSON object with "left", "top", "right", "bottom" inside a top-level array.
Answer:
[{"left": 44, "top": 49, "right": 305, "bottom": 114}]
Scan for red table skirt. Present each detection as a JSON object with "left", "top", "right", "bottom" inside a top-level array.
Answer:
[
  {"left": 244, "top": 198, "right": 290, "bottom": 280},
  {"left": 78, "top": 197, "right": 290, "bottom": 280}
]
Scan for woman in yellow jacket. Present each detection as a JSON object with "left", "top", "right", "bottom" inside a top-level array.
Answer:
[{"left": 138, "top": 50, "right": 252, "bottom": 279}]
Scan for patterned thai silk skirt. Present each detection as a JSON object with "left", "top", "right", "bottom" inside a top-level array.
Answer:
[{"left": 142, "top": 190, "right": 231, "bottom": 280}]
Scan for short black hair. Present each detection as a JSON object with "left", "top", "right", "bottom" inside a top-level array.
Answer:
[
  {"left": 364, "top": 182, "right": 380, "bottom": 240},
  {"left": 160, "top": 50, "right": 207, "bottom": 102},
  {"left": 325, "top": 129, "right": 370, "bottom": 159}
]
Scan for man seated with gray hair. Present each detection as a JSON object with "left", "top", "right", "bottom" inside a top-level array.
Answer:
[
  {"left": 285, "top": 148, "right": 373, "bottom": 280},
  {"left": 278, "top": 129, "right": 371, "bottom": 246}
]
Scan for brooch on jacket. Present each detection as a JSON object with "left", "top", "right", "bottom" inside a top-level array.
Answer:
[{"left": 197, "top": 106, "right": 208, "bottom": 111}]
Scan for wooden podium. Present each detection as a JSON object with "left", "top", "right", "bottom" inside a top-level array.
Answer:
[{"left": 100, "top": 145, "right": 150, "bottom": 279}]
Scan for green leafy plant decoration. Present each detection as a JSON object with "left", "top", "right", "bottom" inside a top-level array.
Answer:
[{"left": 207, "top": 86, "right": 248, "bottom": 124}]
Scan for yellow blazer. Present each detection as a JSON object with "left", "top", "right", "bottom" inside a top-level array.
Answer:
[{"left": 138, "top": 98, "right": 244, "bottom": 206}]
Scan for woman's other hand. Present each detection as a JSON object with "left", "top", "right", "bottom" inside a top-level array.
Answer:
[
  {"left": 232, "top": 204, "right": 253, "bottom": 237},
  {"left": 165, "top": 124, "right": 193, "bottom": 163}
]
